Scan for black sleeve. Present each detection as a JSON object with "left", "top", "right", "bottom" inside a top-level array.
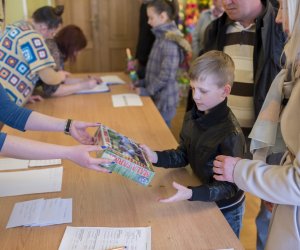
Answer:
[
  {"left": 189, "top": 132, "right": 245, "bottom": 202},
  {"left": 155, "top": 124, "right": 189, "bottom": 168}
]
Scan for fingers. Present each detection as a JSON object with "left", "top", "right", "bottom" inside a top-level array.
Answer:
[
  {"left": 159, "top": 195, "right": 176, "bottom": 203},
  {"left": 172, "top": 181, "right": 182, "bottom": 190},
  {"left": 87, "top": 164, "right": 111, "bottom": 173}
]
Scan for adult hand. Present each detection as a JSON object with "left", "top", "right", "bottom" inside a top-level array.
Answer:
[
  {"left": 59, "top": 70, "right": 71, "bottom": 81},
  {"left": 27, "top": 95, "right": 44, "bottom": 104},
  {"left": 159, "top": 181, "right": 192, "bottom": 203},
  {"left": 66, "top": 144, "right": 113, "bottom": 172},
  {"left": 213, "top": 155, "right": 241, "bottom": 183},
  {"left": 70, "top": 121, "right": 100, "bottom": 145},
  {"left": 135, "top": 87, "right": 141, "bottom": 95},
  {"left": 140, "top": 144, "right": 158, "bottom": 163},
  {"left": 84, "top": 78, "right": 98, "bottom": 89}
]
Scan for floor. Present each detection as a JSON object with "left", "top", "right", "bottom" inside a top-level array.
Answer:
[{"left": 170, "top": 100, "right": 260, "bottom": 250}]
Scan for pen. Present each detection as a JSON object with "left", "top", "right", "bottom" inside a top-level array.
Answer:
[{"left": 107, "top": 246, "right": 127, "bottom": 250}]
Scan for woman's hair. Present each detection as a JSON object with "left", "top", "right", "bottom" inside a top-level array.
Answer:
[
  {"left": 32, "top": 5, "right": 64, "bottom": 29},
  {"left": 189, "top": 50, "right": 235, "bottom": 87},
  {"left": 55, "top": 24, "right": 87, "bottom": 62},
  {"left": 147, "top": 0, "right": 178, "bottom": 21},
  {"left": 283, "top": 0, "right": 300, "bottom": 78}
]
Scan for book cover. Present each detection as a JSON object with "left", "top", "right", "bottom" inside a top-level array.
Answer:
[{"left": 94, "top": 124, "right": 155, "bottom": 186}]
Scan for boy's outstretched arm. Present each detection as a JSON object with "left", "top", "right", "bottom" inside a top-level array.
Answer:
[{"left": 159, "top": 181, "right": 192, "bottom": 202}]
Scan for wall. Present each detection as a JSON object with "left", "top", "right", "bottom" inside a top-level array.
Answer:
[{"left": 6, "top": 0, "right": 53, "bottom": 24}]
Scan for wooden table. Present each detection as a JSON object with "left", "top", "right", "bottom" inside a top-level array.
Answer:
[{"left": 0, "top": 73, "right": 244, "bottom": 249}]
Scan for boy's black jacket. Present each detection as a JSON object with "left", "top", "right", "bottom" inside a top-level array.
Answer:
[{"left": 155, "top": 99, "right": 245, "bottom": 210}]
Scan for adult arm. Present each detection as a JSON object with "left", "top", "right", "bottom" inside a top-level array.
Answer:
[
  {"left": 38, "top": 67, "right": 67, "bottom": 85},
  {"left": 50, "top": 78, "right": 98, "bottom": 97},
  {"left": 0, "top": 134, "right": 111, "bottom": 172},
  {"left": 0, "top": 84, "right": 32, "bottom": 130},
  {"left": 233, "top": 156, "right": 300, "bottom": 206},
  {"left": 213, "top": 152, "right": 300, "bottom": 206}
]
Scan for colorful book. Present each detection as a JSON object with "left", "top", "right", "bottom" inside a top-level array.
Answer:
[{"left": 94, "top": 124, "right": 155, "bottom": 186}]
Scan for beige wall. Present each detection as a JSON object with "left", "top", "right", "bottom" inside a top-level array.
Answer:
[{"left": 6, "top": 0, "right": 53, "bottom": 24}]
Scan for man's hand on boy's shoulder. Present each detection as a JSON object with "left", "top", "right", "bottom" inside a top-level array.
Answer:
[{"left": 159, "top": 181, "right": 192, "bottom": 203}]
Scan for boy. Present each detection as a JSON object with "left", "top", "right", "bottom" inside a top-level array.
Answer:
[{"left": 141, "top": 50, "right": 246, "bottom": 237}]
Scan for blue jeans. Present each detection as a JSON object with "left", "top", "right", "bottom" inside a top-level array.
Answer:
[
  {"left": 221, "top": 201, "right": 245, "bottom": 238},
  {"left": 256, "top": 200, "right": 272, "bottom": 250}
]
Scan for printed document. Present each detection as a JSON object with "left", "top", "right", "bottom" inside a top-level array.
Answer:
[
  {"left": 112, "top": 94, "right": 143, "bottom": 107},
  {"left": 59, "top": 226, "right": 151, "bottom": 250}
]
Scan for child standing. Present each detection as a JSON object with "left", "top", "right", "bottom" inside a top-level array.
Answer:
[
  {"left": 141, "top": 51, "right": 246, "bottom": 237},
  {"left": 135, "top": 0, "right": 191, "bottom": 126}
]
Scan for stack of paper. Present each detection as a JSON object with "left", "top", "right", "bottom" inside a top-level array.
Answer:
[
  {"left": 101, "top": 75, "right": 125, "bottom": 85},
  {"left": 6, "top": 198, "right": 72, "bottom": 228},
  {"left": 0, "top": 158, "right": 61, "bottom": 171},
  {"left": 0, "top": 167, "right": 63, "bottom": 197},
  {"left": 76, "top": 83, "right": 110, "bottom": 94},
  {"left": 112, "top": 94, "right": 143, "bottom": 107},
  {"left": 59, "top": 226, "right": 151, "bottom": 250}
]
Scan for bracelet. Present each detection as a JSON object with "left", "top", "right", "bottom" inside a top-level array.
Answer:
[{"left": 64, "top": 119, "right": 72, "bottom": 135}]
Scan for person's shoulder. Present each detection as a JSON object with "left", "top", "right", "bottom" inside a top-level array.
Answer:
[{"left": 226, "top": 109, "right": 244, "bottom": 135}]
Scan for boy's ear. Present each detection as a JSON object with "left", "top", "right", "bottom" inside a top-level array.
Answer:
[{"left": 222, "top": 83, "right": 231, "bottom": 97}]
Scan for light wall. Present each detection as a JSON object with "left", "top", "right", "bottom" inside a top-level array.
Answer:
[{"left": 6, "top": 0, "right": 53, "bottom": 24}]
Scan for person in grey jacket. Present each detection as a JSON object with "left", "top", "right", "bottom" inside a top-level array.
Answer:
[
  {"left": 134, "top": 0, "right": 190, "bottom": 126},
  {"left": 213, "top": 1, "right": 300, "bottom": 248}
]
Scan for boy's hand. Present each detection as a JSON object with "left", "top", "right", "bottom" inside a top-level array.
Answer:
[
  {"left": 159, "top": 181, "right": 192, "bottom": 203},
  {"left": 140, "top": 144, "right": 158, "bottom": 163}
]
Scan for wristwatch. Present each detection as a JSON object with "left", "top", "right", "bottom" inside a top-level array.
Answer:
[{"left": 64, "top": 119, "right": 72, "bottom": 135}]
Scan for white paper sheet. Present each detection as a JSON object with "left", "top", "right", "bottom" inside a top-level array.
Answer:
[
  {"left": 29, "top": 159, "right": 62, "bottom": 167},
  {"left": 0, "top": 167, "right": 63, "bottom": 197},
  {"left": 76, "top": 83, "right": 110, "bottom": 94},
  {"left": 0, "top": 158, "right": 29, "bottom": 171},
  {"left": 101, "top": 75, "right": 125, "bottom": 85},
  {"left": 6, "top": 198, "right": 44, "bottom": 228},
  {"left": 59, "top": 226, "right": 151, "bottom": 250},
  {"left": 6, "top": 198, "right": 72, "bottom": 228},
  {"left": 112, "top": 94, "right": 143, "bottom": 107}
]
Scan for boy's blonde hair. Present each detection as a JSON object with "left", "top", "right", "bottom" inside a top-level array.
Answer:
[{"left": 189, "top": 50, "right": 235, "bottom": 87}]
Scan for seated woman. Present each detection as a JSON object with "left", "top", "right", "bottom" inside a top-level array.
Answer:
[
  {"left": 38, "top": 25, "right": 99, "bottom": 97},
  {"left": 0, "top": 5, "right": 69, "bottom": 106}
]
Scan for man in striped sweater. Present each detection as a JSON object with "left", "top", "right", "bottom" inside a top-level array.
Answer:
[{"left": 187, "top": 0, "right": 286, "bottom": 249}]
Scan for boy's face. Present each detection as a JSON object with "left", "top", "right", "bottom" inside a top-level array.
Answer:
[
  {"left": 147, "top": 7, "right": 167, "bottom": 28},
  {"left": 191, "top": 74, "right": 231, "bottom": 114}
]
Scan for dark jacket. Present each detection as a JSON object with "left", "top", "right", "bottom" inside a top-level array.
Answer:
[
  {"left": 156, "top": 99, "right": 246, "bottom": 210},
  {"left": 186, "top": 0, "right": 286, "bottom": 117},
  {"left": 135, "top": 3, "right": 155, "bottom": 78}
]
